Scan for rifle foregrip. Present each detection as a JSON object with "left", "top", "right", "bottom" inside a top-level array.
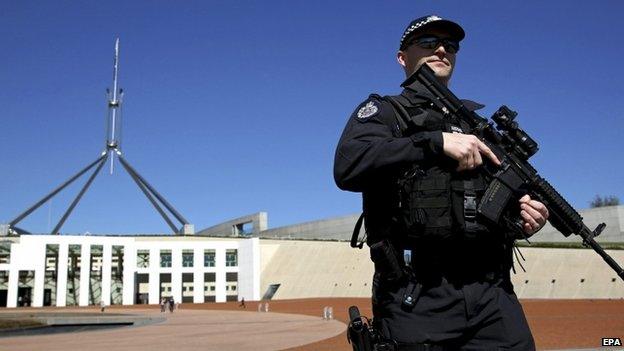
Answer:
[{"left": 532, "top": 176, "right": 583, "bottom": 236}]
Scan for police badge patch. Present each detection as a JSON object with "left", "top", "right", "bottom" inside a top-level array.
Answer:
[{"left": 356, "top": 101, "right": 379, "bottom": 119}]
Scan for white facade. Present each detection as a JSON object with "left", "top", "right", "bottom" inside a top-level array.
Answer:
[{"left": 0, "top": 235, "right": 260, "bottom": 308}]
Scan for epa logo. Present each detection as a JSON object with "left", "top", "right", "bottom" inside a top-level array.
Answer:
[{"left": 602, "top": 337, "right": 622, "bottom": 346}]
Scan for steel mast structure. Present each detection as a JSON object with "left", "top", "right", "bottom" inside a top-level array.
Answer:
[{"left": 4, "top": 39, "right": 193, "bottom": 235}]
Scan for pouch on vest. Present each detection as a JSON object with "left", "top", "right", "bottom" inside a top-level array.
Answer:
[{"left": 397, "top": 167, "right": 454, "bottom": 241}]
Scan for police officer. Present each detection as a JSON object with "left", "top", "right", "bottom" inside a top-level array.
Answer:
[{"left": 334, "top": 15, "right": 549, "bottom": 350}]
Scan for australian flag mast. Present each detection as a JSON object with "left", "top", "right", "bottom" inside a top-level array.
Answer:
[
  {"left": 106, "top": 38, "right": 122, "bottom": 175},
  {"left": 2, "top": 39, "right": 194, "bottom": 236}
]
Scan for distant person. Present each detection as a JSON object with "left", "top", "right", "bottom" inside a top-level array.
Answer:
[
  {"left": 169, "top": 297, "right": 175, "bottom": 313},
  {"left": 100, "top": 300, "right": 106, "bottom": 313},
  {"left": 239, "top": 297, "right": 246, "bottom": 308},
  {"left": 160, "top": 297, "right": 166, "bottom": 312}
]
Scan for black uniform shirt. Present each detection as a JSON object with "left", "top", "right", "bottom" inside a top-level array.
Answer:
[
  {"left": 334, "top": 95, "right": 443, "bottom": 193},
  {"left": 334, "top": 78, "right": 485, "bottom": 244}
]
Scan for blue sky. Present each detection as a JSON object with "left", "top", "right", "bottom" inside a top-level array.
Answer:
[{"left": 1, "top": 1, "right": 623, "bottom": 234}]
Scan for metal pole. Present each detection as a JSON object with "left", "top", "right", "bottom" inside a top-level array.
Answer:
[
  {"left": 107, "top": 38, "right": 121, "bottom": 175},
  {"left": 51, "top": 154, "right": 108, "bottom": 234},
  {"left": 117, "top": 155, "right": 189, "bottom": 225},
  {"left": 118, "top": 157, "right": 179, "bottom": 233},
  {"left": 10, "top": 154, "right": 106, "bottom": 226}
]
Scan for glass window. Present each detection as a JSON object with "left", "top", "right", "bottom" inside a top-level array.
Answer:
[
  {"left": 226, "top": 249, "right": 238, "bottom": 267},
  {"left": 182, "top": 250, "right": 194, "bottom": 268},
  {"left": 112, "top": 246, "right": 124, "bottom": 281},
  {"left": 0, "top": 272, "right": 7, "bottom": 290},
  {"left": 137, "top": 250, "right": 150, "bottom": 268},
  {"left": 90, "top": 245, "right": 103, "bottom": 273},
  {"left": 204, "top": 250, "right": 215, "bottom": 267},
  {"left": 45, "top": 244, "right": 59, "bottom": 272},
  {"left": 0, "top": 243, "right": 11, "bottom": 264},
  {"left": 160, "top": 250, "right": 172, "bottom": 268},
  {"left": 68, "top": 245, "right": 81, "bottom": 273}
]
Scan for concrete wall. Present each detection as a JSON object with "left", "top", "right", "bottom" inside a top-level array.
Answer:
[
  {"left": 510, "top": 247, "right": 624, "bottom": 298},
  {"left": 530, "top": 205, "right": 624, "bottom": 243},
  {"left": 260, "top": 215, "right": 359, "bottom": 241},
  {"left": 260, "top": 240, "right": 373, "bottom": 299},
  {"left": 259, "top": 239, "right": 624, "bottom": 300},
  {"left": 256, "top": 206, "right": 624, "bottom": 243}
]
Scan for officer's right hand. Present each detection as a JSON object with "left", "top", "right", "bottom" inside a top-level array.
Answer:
[{"left": 442, "top": 132, "right": 501, "bottom": 171}]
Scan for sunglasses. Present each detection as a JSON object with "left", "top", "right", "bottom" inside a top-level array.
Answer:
[{"left": 408, "top": 36, "right": 460, "bottom": 54}]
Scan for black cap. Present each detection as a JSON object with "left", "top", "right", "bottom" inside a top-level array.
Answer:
[{"left": 399, "top": 15, "right": 465, "bottom": 50}]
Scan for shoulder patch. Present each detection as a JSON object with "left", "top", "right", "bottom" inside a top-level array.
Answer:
[{"left": 356, "top": 101, "right": 379, "bottom": 120}]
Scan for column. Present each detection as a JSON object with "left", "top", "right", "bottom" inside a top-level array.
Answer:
[
  {"left": 101, "top": 244, "right": 112, "bottom": 305},
  {"left": 78, "top": 244, "right": 91, "bottom": 306},
  {"left": 56, "top": 243, "right": 69, "bottom": 307},
  {"left": 215, "top": 248, "right": 226, "bottom": 303},
  {"left": 237, "top": 238, "right": 260, "bottom": 301},
  {"left": 122, "top": 245, "right": 135, "bottom": 305},
  {"left": 33, "top": 268, "right": 45, "bottom": 307},
  {"left": 193, "top": 247, "right": 204, "bottom": 303},
  {"left": 6, "top": 268, "right": 18, "bottom": 308},
  {"left": 32, "top": 243, "right": 46, "bottom": 307},
  {"left": 148, "top": 247, "right": 159, "bottom": 304},
  {"left": 171, "top": 248, "right": 182, "bottom": 304}
]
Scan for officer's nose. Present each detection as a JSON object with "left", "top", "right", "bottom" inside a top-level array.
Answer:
[{"left": 434, "top": 44, "right": 447, "bottom": 57}]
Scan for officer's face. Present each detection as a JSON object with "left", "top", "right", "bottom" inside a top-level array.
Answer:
[{"left": 397, "top": 28, "right": 457, "bottom": 86}]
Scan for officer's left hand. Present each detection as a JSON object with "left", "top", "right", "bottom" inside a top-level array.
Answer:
[{"left": 519, "top": 195, "right": 549, "bottom": 236}]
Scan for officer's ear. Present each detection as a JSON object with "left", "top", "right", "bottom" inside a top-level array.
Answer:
[
  {"left": 397, "top": 50, "right": 410, "bottom": 76},
  {"left": 397, "top": 50, "right": 407, "bottom": 68}
]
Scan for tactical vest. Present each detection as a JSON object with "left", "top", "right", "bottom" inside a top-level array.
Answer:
[{"left": 382, "top": 94, "right": 493, "bottom": 244}]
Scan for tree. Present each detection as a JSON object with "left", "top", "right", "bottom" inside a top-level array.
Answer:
[{"left": 589, "top": 195, "right": 620, "bottom": 208}]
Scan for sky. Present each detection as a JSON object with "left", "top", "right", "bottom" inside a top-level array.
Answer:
[{"left": 1, "top": 1, "right": 623, "bottom": 235}]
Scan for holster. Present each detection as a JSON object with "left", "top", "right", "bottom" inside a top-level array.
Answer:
[{"left": 370, "top": 239, "right": 406, "bottom": 283}]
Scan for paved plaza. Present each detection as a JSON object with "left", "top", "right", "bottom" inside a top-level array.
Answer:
[
  {"left": 0, "top": 298, "right": 623, "bottom": 350},
  {"left": 0, "top": 307, "right": 345, "bottom": 351}
]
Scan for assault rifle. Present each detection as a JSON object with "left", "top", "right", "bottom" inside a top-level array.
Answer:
[{"left": 413, "top": 64, "right": 624, "bottom": 280}]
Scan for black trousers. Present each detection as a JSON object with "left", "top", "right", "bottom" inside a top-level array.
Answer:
[{"left": 372, "top": 273, "right": 535, "bottom": 351}]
